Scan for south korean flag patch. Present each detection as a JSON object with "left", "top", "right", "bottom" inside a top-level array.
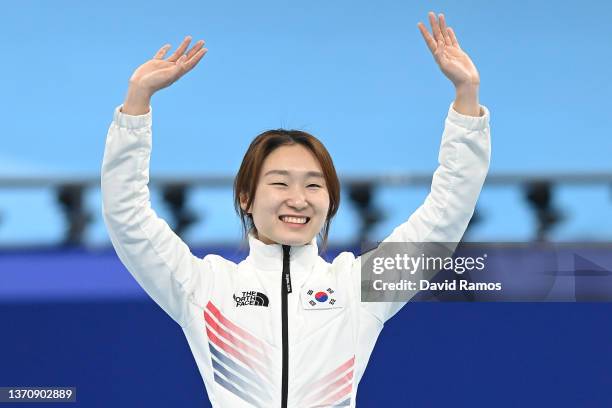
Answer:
[{"left": 301, "top": 287, "right": 343, "bottom": 310}]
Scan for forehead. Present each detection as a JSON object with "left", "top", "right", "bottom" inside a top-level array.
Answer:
[{"left": 261, "top": 144, "right": 323, "bottom": 174}]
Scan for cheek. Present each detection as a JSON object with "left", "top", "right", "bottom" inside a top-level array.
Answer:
[
  {"left": 314, "top": 192, "right": 331, "bottom": 215},
  {"left": 251, "top": 190, "right": 282, "bottom": 216}
]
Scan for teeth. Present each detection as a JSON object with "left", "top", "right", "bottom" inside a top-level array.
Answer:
[{"left": 281, "top": 216, "right": 308, "bottom": 224}]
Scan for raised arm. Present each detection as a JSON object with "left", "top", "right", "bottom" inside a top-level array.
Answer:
[
  {"left": 101, "top": 37, "right": 210, "bottom": 328},
  {"left": 357, "top": 12, "right": 491, "bottom": 323}
]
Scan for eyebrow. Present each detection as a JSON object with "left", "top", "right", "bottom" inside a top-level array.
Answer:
[{"left": 263, "top": 170, "right": 324, "bottom": 179}]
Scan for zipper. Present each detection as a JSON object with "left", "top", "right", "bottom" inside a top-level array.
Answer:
[{"left": 281, "top": 245, "right": 292, "bottom": 408}]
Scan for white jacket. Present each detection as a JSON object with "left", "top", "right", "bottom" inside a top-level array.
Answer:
[{"left": 101, "top": 102, "right": 491, "bottom": 408}]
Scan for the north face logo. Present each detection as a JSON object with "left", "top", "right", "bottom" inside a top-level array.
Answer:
[{"left": 233, "top": 291, "right": 269, "bottom": 307}]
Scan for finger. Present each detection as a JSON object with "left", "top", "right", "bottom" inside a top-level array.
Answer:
[
  {"left": 167, "top": 35, "right": 192, "bottom": 62},
  {"left": 417, "top": 22, "right": 436, "bottom": 54},
  {"left": 185, "top": 40, "right": 205, "bottom": 60},
  {"left": 172, "top": 49, "right": 204, "bottom": 79},
  {"left": 181, "top": 48, "right": 208, "bottom": 73},
  {"left": 428, "top": 11, "right": 445, "bottom": 45},
  {"left": 447, "top": 27, "right": 461, "bottom": 49},
  {"left": 168, "top": 54, "right": 188, "bottom": 78},
  {"left": 438, "top": 13, "right": 453, "bottom": 45},
  {"left": 154, "top": 44, "right": 172, "bottom": 59}
]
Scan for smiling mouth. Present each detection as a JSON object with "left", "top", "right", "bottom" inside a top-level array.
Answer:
[{"left": 279, "top": 216, "right": 310, "bottom": 224}]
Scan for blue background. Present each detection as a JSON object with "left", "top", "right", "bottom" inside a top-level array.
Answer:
[
  {"left": 0, "top": 0, "right": 611, "bottom": 244},
  {"left": 1, "top": 1, "right": 612, "bottom": 407},
  {"left": 2, "top": 247, "right": 612, "bottom": 407},
  {"left": 3, "top": 300, "right": 612, "bottom": 407}
]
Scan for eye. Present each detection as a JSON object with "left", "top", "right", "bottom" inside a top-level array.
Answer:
[
  {"left": 307, "top": 184, "right": 322, "bottom": 188},
  {"left": 271, "top": 182, "right": 288, "bottom": 186}
]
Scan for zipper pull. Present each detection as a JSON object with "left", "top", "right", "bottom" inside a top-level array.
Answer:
[{"left": 282, "top": 245, "right": 292, "bottom": 294}]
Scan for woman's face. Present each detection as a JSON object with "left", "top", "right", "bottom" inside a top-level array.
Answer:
[{"left": 241, "top": 144, "right": 330, "bottom": 246}]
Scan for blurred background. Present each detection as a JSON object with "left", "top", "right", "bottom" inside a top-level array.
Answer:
[{"left": 1, "top": 0, "right": 611, "bottom": 407}]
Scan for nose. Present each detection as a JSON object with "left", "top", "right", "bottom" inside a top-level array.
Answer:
[{"left": 286, "top": 186, "right": 308, "bottom": 210}]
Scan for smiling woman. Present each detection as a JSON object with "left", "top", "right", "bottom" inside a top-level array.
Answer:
[
  {"left": 234, "top": 129, "right": 340, "bottom": 248},
  {"left": 101, "top": 11, "right": 490, "bottom": 408}
]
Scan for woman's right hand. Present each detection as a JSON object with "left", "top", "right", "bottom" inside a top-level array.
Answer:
[{"left": 122, "top": 36, "right": 207, "bottom": 115}]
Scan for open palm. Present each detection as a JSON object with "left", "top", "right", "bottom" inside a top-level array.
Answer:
[
  {"left": 418, "top": 12, "right": 480, "bottom": 87},
  {"left": 129, "top": 36, "right": 208, "bottom": 94}
]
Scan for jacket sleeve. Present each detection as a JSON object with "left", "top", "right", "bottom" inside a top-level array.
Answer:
[
  {"left": 101, "top": 105, "right": 211, "bottom": 328},
  {"left": 356, "top": 102, "right": 491, "bottom": 324}
]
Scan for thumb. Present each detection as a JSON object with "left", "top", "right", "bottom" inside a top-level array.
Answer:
[
  {"left": 175, "top": 55, "right": 187, "bottom": 72},
  {"left": 170, "top": 55, "right": 187, "bottom": 80}
]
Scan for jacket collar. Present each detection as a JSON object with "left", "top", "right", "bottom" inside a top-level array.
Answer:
[{"left": 246, "top": 231, "right": 319, "bottom": 271}]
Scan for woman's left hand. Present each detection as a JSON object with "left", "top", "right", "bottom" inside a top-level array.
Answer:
[{"left": 418, "top": 12, "right": 480, "bottom": 89}]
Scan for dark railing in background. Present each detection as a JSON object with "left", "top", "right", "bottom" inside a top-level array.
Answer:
[{"left": 0, "top": 172, "right": 611, "bottom": 246}]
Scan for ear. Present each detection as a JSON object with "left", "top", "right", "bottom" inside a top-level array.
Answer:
[{"left": 239, "top": 192, "right": 250, "bottom": 213}]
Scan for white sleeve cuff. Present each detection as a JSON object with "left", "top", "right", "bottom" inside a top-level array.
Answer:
[
  {"left": 113, "top": 104, "right": 152, "bottom": 129},
  {"left": 447, "top": 102, "right": 490, "bottom": 131}
]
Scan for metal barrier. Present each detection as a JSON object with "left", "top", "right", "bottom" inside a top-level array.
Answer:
[{"left": 1, "top": 173, "right": 611, "bottom": 245}]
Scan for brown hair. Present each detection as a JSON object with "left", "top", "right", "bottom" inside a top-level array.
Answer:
[{"left": 233, "top": 129, "right": 340, "bottom": 250}]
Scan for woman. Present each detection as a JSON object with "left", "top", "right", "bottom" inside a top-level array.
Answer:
[{"left": 101, "top": 11, "right": 490, "bottom": 408}]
